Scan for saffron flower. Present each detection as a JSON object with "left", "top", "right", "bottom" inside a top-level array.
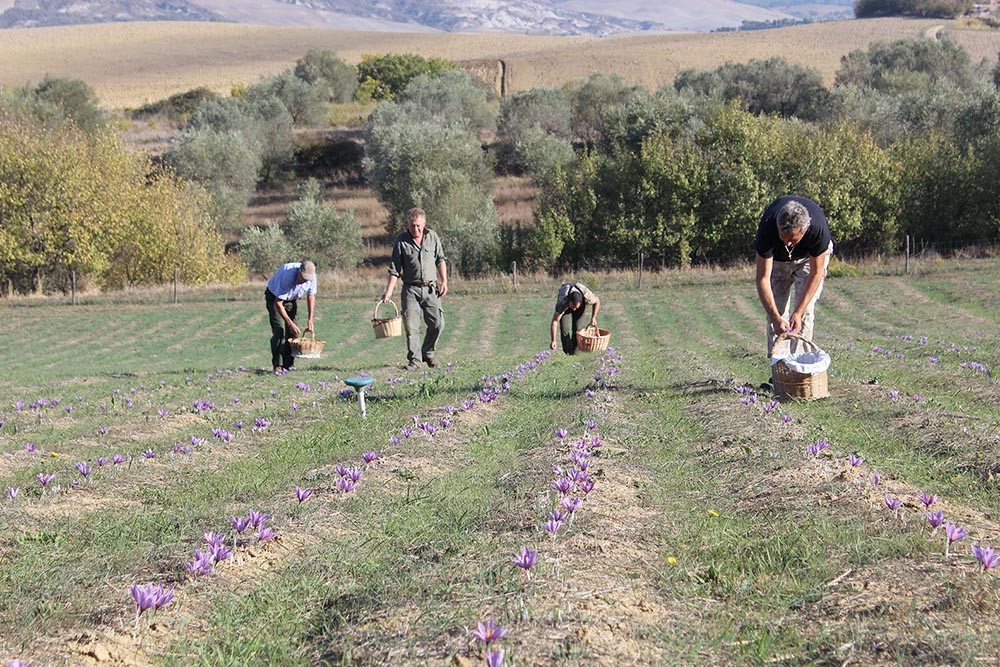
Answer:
[
  {"left": 24, "top": 443, "right": 36, "bottom": 452},
  {"left": 586, "top": 419, "right": 598, "bottom": 431},
  {"left": 231, "top": 515, "right": 252, "bottom": 533},
  {"left": 295, "top": 487, "right": 313, "bottom": 503},
  {"left": 112, "top": 453, "right": 126, "bottom": 465},
  {"left": 212, "top": 544, "right": 232, "bottom": 562},
  {"left": 187, "top": 550, "right": 214, "bottom": 577},
  {"left": 579, "top": 479, "right": 595, "bottom": 495},
  {"left": 347, "top": 467, "right": 363, "bottom": 483},
  {"left": 203, "top": 532, "right": 225, "bottom": 549},
  {"left": 927, "top": 510, "right": 944, "bottom": 529},
  {"left": 7, "top": 487, "right": 19, "bottom": 500},
  {"left": 37, "top": 473, "right": 54, "bottom": 486},
  {"left": 945, "top": 522, "right": 967, "bottom": 557},
  {"left": 512, "top": 546, "right": 537, "bottom": 571},
  {"left": 848, "top": 453, "right": 864, "bottom": 467},
  {"left": 781, "top": 414, "right": 793, "bottom": 424},
  {"left": 762, "top": 399, "right": 779, "bottom": 414},
  {"left": 254, "top": 417, "right": 270, "bottom": 429},
  {"left": 257, "top": 525, "right": 277, "bottom": 541},
  {"left": 871, "top": 472, "right": 882, "bottom": 487},
  {"left": 543, "top": 518, "right": 562, "bottom": 536},
  {"left": 337, "top": 477, "right": 357, "bottom": 493},
  {"left": 362, "top": 450, "right": 380, "bottom": 464},
  {"left": 143, "top": 449, "right": 156, "bottom": 459},
  {"left": 555, "top": 428, "right": 568, "bottom": 439},
  {"left": 560, "top": 496, "right": 582, "bottom": 513},
  {"left": 485, "top": 648, "right": 505, "bottom": 667},
  {"left": 75, "top": 461, "right": 91, "bottom": 478},
  {"left": 95, "top": 456, "right": 109, "bottom": 467},
  {"left": 551, "top": 478, "right": 573, "bottom": 495},
  {"left": 884, "top": 495, "right": 902, "bottom": 512},
  {"left": 388, "top": 436, "right": 401, "bottom": 446},
  {"left": 247, "top": 509, "right": 270, "bottom": 528},
  {"left": 972, "top": 545, "right": 1000, "bottom": 571},
  {"left": 472, "top": 618, "right": 508, "bottom": 644},
  {"left": 918, "top": 492, "right": 939, "bottom": 509}
]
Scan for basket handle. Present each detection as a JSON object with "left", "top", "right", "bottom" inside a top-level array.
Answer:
[
  {"left": 775, "top": 333, "right": 821, "bottom": 353},
  {"left": 300, "top": 330, "right": 315, "bottom": 341},
  {"left": 373, "top": 300, "right": 399, "bottom": 320}
]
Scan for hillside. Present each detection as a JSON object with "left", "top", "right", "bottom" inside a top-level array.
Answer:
[
  {"left": 2, "top": 17, "right": 987, "bottom": 109},
  {"left": 0, "top": 0, "right": 853, "bottom": 34}
]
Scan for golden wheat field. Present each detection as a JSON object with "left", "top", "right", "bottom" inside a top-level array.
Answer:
[{"left": 2, "top": 17, "right": 997, "bottom": 109}]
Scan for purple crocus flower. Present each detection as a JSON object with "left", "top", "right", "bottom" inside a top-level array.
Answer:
[
  {"left": 927, "top": 511, "right": 944, "bottom": 529},
  {"left": 913, "top": 394, "right": 924, "bottom": 403},
  {"left": 551, "top": 478, "right": 573, "bottom": 495},
  {"left": 549, "top": 510, "right": 567, "bottom": 523},
  {"left": 485, "top": 648, "right": 505, "bottom": 667},
  {"left": 187, "top": 550, "right": 214, "bottom": 576},
  {"left": 7, "top": 659, "right": 34, "bottom": 667},
  {"left": 203, "top": 532, "right": 225, "bottom": 549},
  {"left": 212, "top": 544, "right": 232, "bottom": 563},
  {"left": 257, "top": 525, "right": 277, "bottom": 541},
  {"left": 75, "top": 461, "right": 91, "bottom": 478},
  {"left": 95, "top": 457, "right": 109, "bottom": 467},
  {"left": 232, "top": 515, "right": 252, "bottom": 533},
  {"left": 112, "top": 453, "right": 126, "bottom": 465},
  {"left": 295, "top": 487, "right": 313, "bottom": 503},
  {"left": 254, "top": 417, "right": 270, "bottom": 429},
  {"left": 884, "top": 495, "right": 902, "bottom": 512},
  {"left": 337, "top": 477, "right": 357, "bottom": 494},
  {"left": 362, "top": 451, "right": 380, "bottom": 464},
  {"left": 98, "top": 426, "right": 110, "bottom": 436},
  {"left": 543, "top": 518, "right": 562, "bottom": 536},
  {"left": 918, "top": 492, "right": 938, "bottom": 509},
  {"left": 335, "top": 464, "right": 349, "bottom": 477},
  {"left": 579, "top": 479, "right": 595, "bottom": 495},
  {"left": 945, "top": 522, "right": 967, "bottom": 557},
  {"left": 586, "top": 419, "right": 598, "bottom": 431},
  {"left": 157, "top": 408, "right": 169, "bottom": 417},
  {"left": 24, "top": 443, "right": 36, "bottom": 452},
  {"left": 512, "top": 546, "right": 537, "bottom": 571},
  {"left": 7, "top": 487, "right": 19, "bottom": 500},
  {"left": 555, "top": 428, "right": 568, "bottom": 439},
  {"left": 37, "top": 473, "right": 54, "bottom": 486},
  {"left": 972, "top": 544, "right": 1000, "bottom": 571},
  {"left": 887, "top": 390, "right": 900, "bottom": 400},
  {"left": 848, "top": 454, "right": 864, "bottom": 467},
  {"left": 130, "top": 584, "right": 158, "bottom": 616},
  {"left": 347, "top": 468, "right": 363, "bottom": 483},
  {"left": 247, "top": 509, "right": 270, "bottom": 528},
  {"left": 143, "top": 449, "right": 156, "bottom": 459},
  {"left": 872, "top": 472, "right": 882, "bottom": 487},
  {"left": 472, "top": 618, "right": 508, "bottom": 644},
  {"left": 561, "top": 496, "right": 582, "bottom": 513}
]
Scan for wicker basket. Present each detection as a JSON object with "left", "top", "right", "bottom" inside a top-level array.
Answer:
[
  {"left": 576, "top": 326, "right": 611, "bottom": 353},
  {"left": 372, "top": 300, "right": 403, "bottom": 339},
  {"left": 771, "top": 335, "right": 830, "bottom": 400},
  {"left": 289, "top": 331, "right": 326, "bottom": 359}
]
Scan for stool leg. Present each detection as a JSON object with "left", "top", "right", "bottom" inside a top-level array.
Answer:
[{"left": 357, "top": 389, "right": 367, "bottom": 419}]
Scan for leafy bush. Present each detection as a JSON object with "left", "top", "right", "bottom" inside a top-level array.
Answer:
[
  {"left": 835, "top": 37, "right": 978, "bottom": 93},
  {"left": 499, "top": 88, "right": 573, "bottom": 140},
  {"left": 0, "top": 76, "right": 105, "bottom": 133},
  {"left": 294, "top": 49, "right": 358, "bottom": 103},
  {"left": 394, "top": 69, "right": 496, "bottom": 135},
  {"left": 130, "top": 87, "right": 219, "bottom": 121},
  {"left": 853, "top": 0, "right": 973, "bottom": 19},
  {"left": 0, "top": 112, "right": 241, "bottom": 293},
  {"left": 164, "top": 128, "right": 262, "bottom": 228},
  {"left": 514, "top": 126, "right": 576, "bottom": 185},
  {"left": 239, "top": 222, "right": 294, "bottom": 278},
  {"left": 245, "top": 72, "right": 329, "bottom": 126},
  {"left": 356, "top": 53, "right": 456, "bottom": 102},
  {"left": 283, "top": 179, "right": 364, "bottom": 271},
  {"left": 675, "top": 57, "right": 830, "bottom": 120}
]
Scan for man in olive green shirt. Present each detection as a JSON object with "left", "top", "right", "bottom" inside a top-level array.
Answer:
[{"left": 382, "top": 208, "right": 449, "bottom": 370}]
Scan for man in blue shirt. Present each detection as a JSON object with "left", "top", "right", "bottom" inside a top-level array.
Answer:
[{"left": 265, "top": 259, "right": 317, "bottom": 373}]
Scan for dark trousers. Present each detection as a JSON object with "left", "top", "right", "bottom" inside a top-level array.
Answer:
[
  {"left": 265, "top": 289, "right": 297, "bottom": 369},
  {"left": 559, "top": 303, "right": 590, "bottom": 354}
]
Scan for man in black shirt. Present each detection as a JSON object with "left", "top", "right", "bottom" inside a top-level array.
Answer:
[{"left": 754, "top": 195, "right": 834, "bottom": 355}]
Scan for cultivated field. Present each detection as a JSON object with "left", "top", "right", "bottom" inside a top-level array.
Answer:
[
  {"left": 3, "top": 17, "right": 995, "bottom": 109},
  {"left": 1, "top": 262, "right": 998, "bottom": 665}
]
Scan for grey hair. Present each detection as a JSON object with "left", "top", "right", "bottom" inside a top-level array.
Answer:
[
  {"left": 405, "top": 207, "right": 426, "bottom": 224},
  {"left": 777, "top": 201, "right": 811, "bottom": 235}
]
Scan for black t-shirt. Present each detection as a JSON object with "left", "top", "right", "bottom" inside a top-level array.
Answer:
[{"left": 754, "top": 195, "right": 832, "bottom": 262}]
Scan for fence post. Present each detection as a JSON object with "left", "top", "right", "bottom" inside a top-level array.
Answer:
[
  {"left": 905, "top": 235, "right": 910, "bottom": 275},
  {"left": 173, "top": 267, "right": 178, "bottom": 304},
  {"left": 637, "top": 252, "right": 644, "bottom": 289},
  {"left": 71, "top": 271, "right": 77, "bottom": 305},
  {"left": 512, "top": 261, "right": 518, "bottom": 292}
]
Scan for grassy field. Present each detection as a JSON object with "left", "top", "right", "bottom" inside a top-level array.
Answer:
[
  {"left": 1, "top": 261, "right": 998, "bottom": 665},
  {"left": 3, "top": 17, "right": 993, "bottom": 109}
]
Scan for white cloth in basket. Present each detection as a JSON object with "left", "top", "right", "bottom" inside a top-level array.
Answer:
[{"left": 770, "top": 348, "right": 831, "bottom": 374}]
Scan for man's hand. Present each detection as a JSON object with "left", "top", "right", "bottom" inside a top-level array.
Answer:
[
  {"left": 770, "top": 317, "right": 790, "bottom": 336},
  {"left": 438, "top": 280, "right": 448, "bottom": 297},
  {"left": 305, "top": 319, "right": 314, "bottom": 333},
  {"left": 289, "top": 322, "right": 302, "bottom": 337},
  {"left": 550, "top": 340, "right": 558, "bottom": 351},
  {"left": 788, "top": 312, "right": 804, "bottom": 335},
  {"left": 588, "top": 317, "right": 597, "bottom": 329},
  {"left": 382, "top": 291, "right": 392, "bottom": 304}
]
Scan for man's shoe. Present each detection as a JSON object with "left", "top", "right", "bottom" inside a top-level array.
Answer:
[
  {"left": 405, "top": 361, "right": 420, "bottom": 371},
  {"left": 759, "top": 377, "right": 774, "bottom": 392},
  {"left": 425, "top": 357, "right": 437, "bottom": 368}
]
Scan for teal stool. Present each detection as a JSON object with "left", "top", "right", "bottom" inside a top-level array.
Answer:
[{"left": 345, "top": 375, "right": 375, "bottom": 418}]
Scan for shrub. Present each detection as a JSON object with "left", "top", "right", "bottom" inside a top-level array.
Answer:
[
  {"left": 835, "top": 37, "right": 978, "bottom": 94},
  {"left": 514, "top": 126, "right": 576, "bottom": 185},
  {"left": 164, "top": 128, "right": 262, "bottom": 228},
  {"left": 294, "top": 49, "right": 358, "bottom": 103},
  {"left": 246, "top": 72, "right": 329, "bottom": 126},
  {"left": 499, "top": 88, "right": 573, "bottom": 140},
  {"left": 239, "top": 222, "right": 294, "bottom": 278},
  {"left": 356, "top": 53, "right": 456, "bottom": 102},
  {"left": 130, "top": 87, "right": 219, "bottom": 121},
  {"left": 394, "top": 69, "right": 496, "bottom": 135},
  {"left": 284, "top": 179, "right": 364, "bottom": 271},
  {"left": 0, "top": 76, "right": 105, "bottom": 133}
]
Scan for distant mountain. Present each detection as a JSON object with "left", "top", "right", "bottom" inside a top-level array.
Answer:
[
  {"left": 0, "top": 0, "right": 853, "bottom": 33},
  {"left": 0, "top": 0, "right": 224, "bottom": 28}
]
